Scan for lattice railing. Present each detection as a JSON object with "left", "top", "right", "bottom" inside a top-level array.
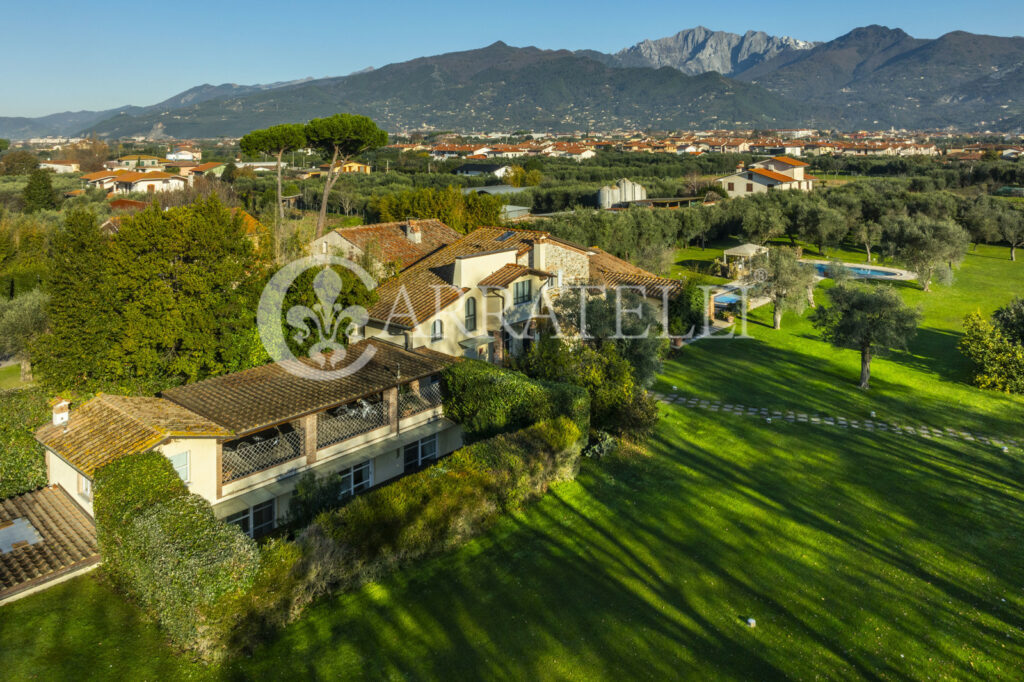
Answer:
[
  {"left": 399, "top": 381, "right": 444, "bottom": 418},
  {"left": 222, "top": 429, "right": 304, "bottom": 484},
  {"left": 317, "top": 399, "right": 389, "bottom": 449}
]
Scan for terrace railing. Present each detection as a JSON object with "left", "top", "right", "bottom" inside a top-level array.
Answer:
[
  {"left": 222, "top": 429, "right": 304, "bottom": 484},
  {"left": 317, "top": 399, "right": 389, "bottom": 450},
  {"left": 399, "top": 381, "right": 444, "bottom": 418}
]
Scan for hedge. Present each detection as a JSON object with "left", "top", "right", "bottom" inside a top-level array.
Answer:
[
  {"left": 0, "top": 387, "right": 48, "bottom": 498},
  {"left": 440, "top": 359, "right": 589, "bottom": 440},
  {"left": 313, "top": 416, "right": 582, "bottom": 576},
  {"left": 93, "top": 452, "right": 259, "bottom": 658}
]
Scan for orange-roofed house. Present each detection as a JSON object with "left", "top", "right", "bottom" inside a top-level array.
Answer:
[
  {"left": 716, "top": 156, "right": 815, "bottom": 197},
  {"left": 111, "top": 171, "right": 189, "bottom": 195}
]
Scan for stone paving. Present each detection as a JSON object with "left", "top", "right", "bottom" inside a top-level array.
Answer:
[{"left": 651, "top": 390, "right": 1021, "bottom": 450}]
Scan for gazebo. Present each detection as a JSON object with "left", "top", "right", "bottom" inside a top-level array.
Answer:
[{"left": 723, "top": 243, "right": 768, "bottom": 271}]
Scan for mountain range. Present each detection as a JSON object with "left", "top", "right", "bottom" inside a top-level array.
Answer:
[{"left": 3, "top": 26, "right": 1023, "bottom": 138}]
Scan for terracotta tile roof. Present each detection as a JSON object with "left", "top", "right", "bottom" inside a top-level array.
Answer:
[
  {"left": 81, "top": 170, "right": 125, "bottom": 181},
  {"left": 366, "top": 227, "right": 591, "bottom": 328},
  {"left": 190, "top": 162, "right": 224, "bottom": 173},
  {"left": 113, "top": 171, "right": 180, "bottom": 183},
  {"left": 109, "top": 198, "right": 148, "bottom": 212},
  {"left": 477, "top": 263, "right": 551, "bottom": 288},
  {"left": 35, "top": 395, "right": 231, "bottom": 477},
  {"left": 770, "top": 156, "right": 809, "bottom": 167},
  {"left": 588, "top": 247, "right": 684, "bottom": 295},
  {"left": 332, "top": 220, "right": 462, "bottom": 269},
  {"left": 750, "top": 168, "right": 797, "bottom": 183},
  {"left": 161, "top": 338, "right": 453, "bottom": 435},
  {"left": 1, "top": 486, "right": 99, "bottom": 602}
]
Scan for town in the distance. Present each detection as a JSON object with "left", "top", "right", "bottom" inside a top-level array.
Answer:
[{"left": 1, "top": 13, "right": 1023, "bottom": 682}]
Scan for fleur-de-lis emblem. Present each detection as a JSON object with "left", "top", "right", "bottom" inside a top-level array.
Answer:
[{"left": 285, "top": 268, "right": 369, "bottom": 367}]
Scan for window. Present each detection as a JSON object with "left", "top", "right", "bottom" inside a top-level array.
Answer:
[
  {"left": 465, "top": 297, "right": 477, "bottom": 331},
  {"left": 746, "top": 183, "right": 754, "bottom": 192},
  {"left": 430, "top": 319, "right": 444, "bottom": 341},
  {"left": 78, "top": 473, "right": 92, "bottom": 501},
  {"left": 513, "top": 279, "right": 532, "bottom": 305},
  {"left": 404, "top": 435, "right": 439, "bottom": 471},
  {"left": 168, "top": 451, "right": 189, "bottom": 483},
  {"left": 227, "top": 499, "right": 276, "bottom": 539},
  {"left": 727, "top": 182, "right": 734, "bottom": 191},
  {"left": 338, "top": 460, "right": 373, "bottom": 500}
]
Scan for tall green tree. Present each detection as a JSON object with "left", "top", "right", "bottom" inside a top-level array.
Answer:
[
  {"left": 239, "top": 123, "right": 307, "bottom": 231},
  {"left": 32, "top": 210, "right": 114, "bottom": 391},
  {"left": 34, "top": 200, "right": 268, "bottom": 394},
  {"left": 999, "top": 206, "right": 1024, "bottom": 262},
  {"left": 992, "top": 296, "right": 1024, "bottom": 345},
  {"left": 754, "top": 247, "right": 818, "bottom": 330},
  {"left": 812, "top": 283, "right": 920, "bottom": 390},
  {"left": 305, "top": 114, "right": 388, "bottom": 238},
  {"left": 852, "top": 220, "right": 884, "bottom": 263},
  {"left": 22, "top": 168, "right": 56, "bottom": 213},
  {"left": 800, "top": 204, "right": 848, "bottom": 257},
  {"left": 894, "top": 217, "right": 968, "bottom": 292},
  {"left": 0, "top": 150, "right": 39, "bottom": 175},
  {"left": 741, "top": 201, "right": 785, "bottom": 245},
  {"left": 0, "top": 138, "right": 9, "bottom": 153}
]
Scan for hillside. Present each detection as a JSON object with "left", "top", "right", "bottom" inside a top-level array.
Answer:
[
  {"left": 81, "top": 43, "right": 802, "bottom": 137},
  {"left": 736, "top": 26, "right": 1024, "bottom": 128}
]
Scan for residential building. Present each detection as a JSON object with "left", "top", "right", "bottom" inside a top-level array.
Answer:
[
  {"left": 111, "top": 171, "right": 189, "bottom": 195},
  {"left": 185, "top": 162, "right": 226, "bottom": 178},
  {"left": 716, "top": 156, "right": 815, "bottom": 197},
  {"left": 318, "top": 161, "right": 371, "bottom": 175},
  {"left": 116, "top": 155, "right": 164, "bottom": 170},
  {"left": 352, "top": 225, "right": 683, "bottom": 361},
  {"left": 454, "top": 163, "right": 513, "bottom": 178},
  {"left": 310, "top": 219, "right": 463, "bottom": 270},
  {"left": 36, "top": 340, "right": 460, "bottom": 538},
  {"left": 40, "top": 160, "right": 80, "bottom": 173}
]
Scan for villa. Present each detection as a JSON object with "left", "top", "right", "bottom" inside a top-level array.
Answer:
[
  {"left": 716, "top": 156, "right": 815, "bottom": 198},
  {"left": 35, "top": 340, "right": 459, "bottom": 539}
]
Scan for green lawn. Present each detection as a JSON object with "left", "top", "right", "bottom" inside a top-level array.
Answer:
[
  {"left": 0, "top": 364, "right": 24, "bottom": 390},
  {"left": 2, "top": 246, "right": 1022, "bottom": 679}
]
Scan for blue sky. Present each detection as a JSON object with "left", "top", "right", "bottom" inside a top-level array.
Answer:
[{"left": 2, "top": 0, "right": 1023, "bottom": 117}]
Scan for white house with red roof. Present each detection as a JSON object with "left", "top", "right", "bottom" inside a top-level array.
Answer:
[{"left": 715, "top": 156, "right": 815, "bottom": 198}]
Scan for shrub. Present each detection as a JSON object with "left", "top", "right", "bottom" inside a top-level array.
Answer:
[
  {"left": 960, "top": 312, "right": 1024, "bottom": 394},
  {"left": 93, "top": 452, "right": 259, "bottom": 658},
  {"left": 93, "top": 451, "right": 188, "bottom": 536},
  {"left": 119, "top": 495, "right": 259, "bottom": 653},
  {"left": 441, "top": 359, "right": 588, "bottom": 439},
  {"left": 311, "top": 416, "right": 582, "bottom": 589},
  {"left": 0, "top": 387, "right": 48, "bottom": 498}
]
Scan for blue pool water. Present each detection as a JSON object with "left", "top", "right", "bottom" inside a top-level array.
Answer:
[
  {"left": 812, "top": 263, "right": 898, "bottom": 278},
  {"left": 716, "top": 293, "right": 741, "bottom": 304}
]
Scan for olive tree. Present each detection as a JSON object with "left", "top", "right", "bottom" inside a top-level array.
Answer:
[
  {"left": 753, "top": 246, "right": 818, "bottom": 330},
  {"left": 812, "top": 283, "right": 920, "bottom": 390}
]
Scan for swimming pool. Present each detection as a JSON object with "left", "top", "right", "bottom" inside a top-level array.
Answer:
[{"left": 811, "top": 263, "right": 899, "bottom": 279}]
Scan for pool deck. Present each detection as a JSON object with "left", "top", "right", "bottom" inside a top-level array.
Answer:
[{"left": 799, "top": 259, "right": 915, "bottom": 281}]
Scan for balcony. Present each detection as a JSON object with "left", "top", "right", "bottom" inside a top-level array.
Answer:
[
  {"left": 222, "top": 427, "right": 304, "bottom": 484},
  {"left": 399, "top": 381, "right": 444, "bottom": 418},
  {"left": 317, "top": 398, "right": 389, "bottom": 449}
]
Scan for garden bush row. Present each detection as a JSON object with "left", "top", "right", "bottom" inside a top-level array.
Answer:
[
  {"left": 93, "top": 453, "right": 260, "bottom": 659},
  {"left": 440, "top": 358, "right": 590, "bottom": 440}
]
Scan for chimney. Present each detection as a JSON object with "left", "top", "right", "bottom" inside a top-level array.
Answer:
[
  {"left": 51, "top": 398, "right": 71, "bottom": 427},
  {"left": 405, "top": 221, "right": 422, "bottom": 244}
]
